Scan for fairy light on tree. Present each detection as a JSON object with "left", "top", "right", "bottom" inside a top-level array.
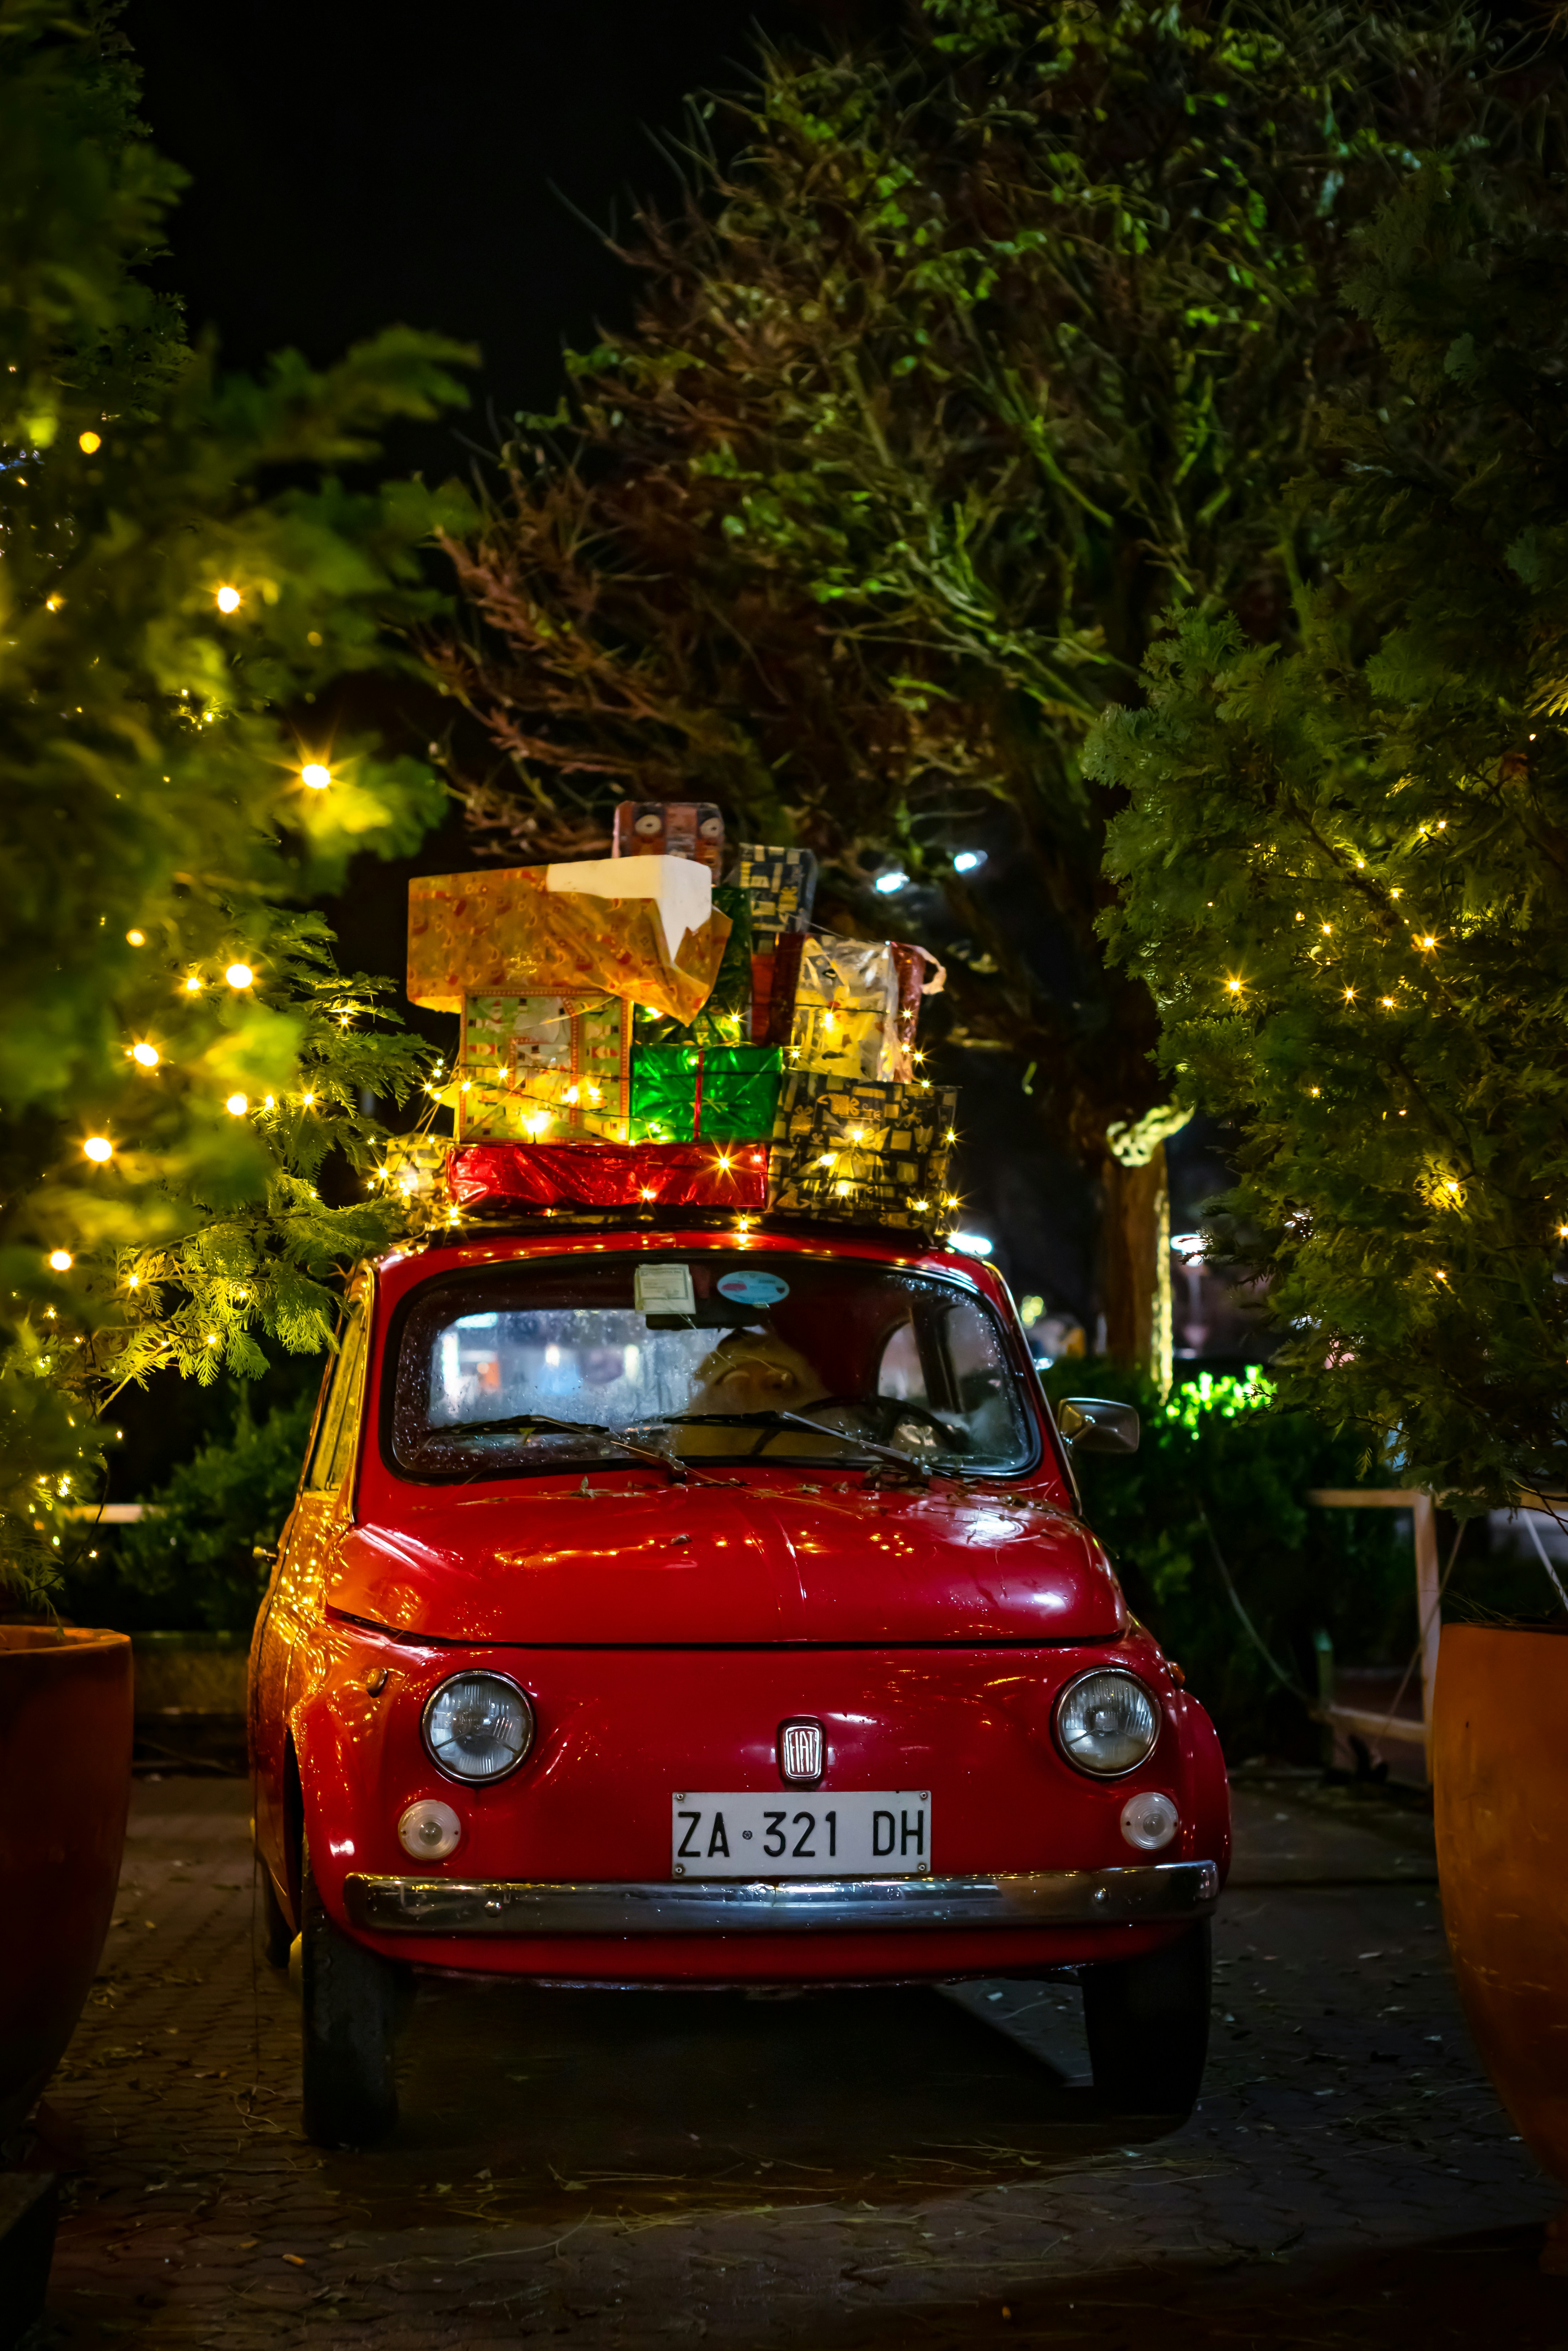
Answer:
[
  {"left": 1094, "top": 171, "right": 1568, "bottom": 1506},
  {"left": 0, "top": 7, "right": 469, "bottom": 1607}
]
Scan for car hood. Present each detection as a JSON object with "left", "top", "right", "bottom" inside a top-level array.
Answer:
[{"left": 331, "top": 1477, "right": 1126, "bottom": 1645}]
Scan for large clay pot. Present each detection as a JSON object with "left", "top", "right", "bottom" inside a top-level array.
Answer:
[
  {"left": 0, "top": 1628, "right": 133, "bottom": 2135},
  {"left": 1432, "top": 1621, "right": 1568, "bottom": 2253}
]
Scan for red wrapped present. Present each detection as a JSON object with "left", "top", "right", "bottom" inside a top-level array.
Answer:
[{"left": 448, "top": 1140, "right": 769, "bottom": 1213}]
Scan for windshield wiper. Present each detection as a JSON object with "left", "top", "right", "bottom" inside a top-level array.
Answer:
[
  {"left": 633, "top": 1409, "right": 934, "bottom": 1486},
  {"left": 418, "top": 1412, "right": 696, "bottom": 1485}
]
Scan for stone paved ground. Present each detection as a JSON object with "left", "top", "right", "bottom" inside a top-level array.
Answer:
[{"left": 17, "top": 1771, "right": 1568, "bottom": 2348}]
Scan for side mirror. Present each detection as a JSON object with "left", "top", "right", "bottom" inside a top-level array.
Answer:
[{"left": 1058, "top": 1397, "right": 1140, "bottom": 1456}]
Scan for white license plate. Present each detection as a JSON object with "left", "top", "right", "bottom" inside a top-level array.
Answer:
[{"left": 671, "top": 1792, "right": 932, "bottom": 1879}]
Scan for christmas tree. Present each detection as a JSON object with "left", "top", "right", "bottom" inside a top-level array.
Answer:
[
  {"left": 1092, "top": 167, "right": 1568, "bottom": 1505},
  {"left": 0, "top": 1, "right": 472, "bottom": 1601}
]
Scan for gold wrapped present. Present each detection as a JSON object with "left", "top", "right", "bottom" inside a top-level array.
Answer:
[
  {"left": 768, "top": 1073, "right": 960, "bottom": 1232},
  {"left": 459, "top": 993, "right": 630, "bottom": 1143},
  {"left": 408, "top": 860, "right": 730, "bottom": 1029}
]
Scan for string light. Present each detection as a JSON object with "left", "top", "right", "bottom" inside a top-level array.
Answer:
[
  {"left": 78, "top": 430, "right": 101, "bottom": 453},
  {"left": 225, "top": 963, "right": 253, "bottom": 989},
  {"left": 215, "top": 585, "right": 241, "bottom": 613},
  {"left": 184, "top": 974, "right": 202, "bottom": 992},
  {"left": 126, "top": 930, "right": 145, "bottom": 946},
  {"left": 1418, "top": 935, "right": 1438, "bottom": 951},
  {"left": 1342, "top": 987, "right": 1357, "bottom": 1002},
  {"left": 1226, "top": 977, "right": 1244, "bottom": 994},
  {"left": 48, "top": 1250, "right": 72, "bottom": 1271},
  {"left": 301, "top": 762, "right": 332, "bottom": 791},
  {"left": 225, "top": 1093, "right": 248, "bottom": 1116},
  {"left": 83, "top": 1137, "right": 112, "bottom": 1163},
  {"left": 132, "top": 1042, "right": 160, "bottom": 1068}
]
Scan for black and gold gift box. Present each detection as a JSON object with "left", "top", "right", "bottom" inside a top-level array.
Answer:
[{"left": 766, "top": 1072, "right": 960, "bottom": 1232}]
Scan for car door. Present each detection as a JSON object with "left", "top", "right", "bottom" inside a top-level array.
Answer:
[{"left": 250, "top": 1284, "right": 371, "bottom": 1885}]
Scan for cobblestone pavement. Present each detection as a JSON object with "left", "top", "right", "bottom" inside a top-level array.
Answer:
[{"left": 18, "top": 1772, "right": 1567, "bottom": 2348}]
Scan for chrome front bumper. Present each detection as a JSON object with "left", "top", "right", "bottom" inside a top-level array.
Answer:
[{"left": 343, "top": 1860, "right": 1220, "bottom": 1938}]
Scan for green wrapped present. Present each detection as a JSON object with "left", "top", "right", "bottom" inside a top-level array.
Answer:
[
  {"left": 767, "top": 1072, "right": 960, "bottom": 1232},
  {"left": 629, "top": 1043, "right": 783, "bottom": 1144}
]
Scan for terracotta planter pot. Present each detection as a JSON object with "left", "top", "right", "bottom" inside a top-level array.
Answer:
[
  {"left": 0, "top": 1628, "right": 133, "bottom": 2136},
  {"left": 1433, "top": 1621, "right": 1568, "bottom": 2256}
]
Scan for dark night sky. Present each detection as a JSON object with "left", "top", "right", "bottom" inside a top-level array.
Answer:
[
  {"left": 119, "top": 2, "right": 837, "bottom": 1050},
  {"left": 123, "top": 2, "right": 817, "bottom": 402}
]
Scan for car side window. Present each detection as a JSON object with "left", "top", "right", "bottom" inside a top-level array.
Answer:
[{"left": 305, "top": 1305, "right": 367, "bottom": 1497}]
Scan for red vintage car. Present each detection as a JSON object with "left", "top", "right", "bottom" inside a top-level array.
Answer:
[{"left": 249, "top": 1220, "right": 1230, "bottom": 2147}]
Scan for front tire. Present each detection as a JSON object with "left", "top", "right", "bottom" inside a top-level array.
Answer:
[
  {"left": 1081, "top": 1920, "right": 1212, "bottom": 2119},
  {"left": 255, "top": 1858, "right": 292, "bottom": 1970},
  {"left": 300, "top": 1852, "right": 409, "bottom": 2147}
]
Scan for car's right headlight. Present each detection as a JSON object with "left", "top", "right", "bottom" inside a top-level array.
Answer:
[
  {"left": 422, "top": 1671, "right": 535, "bottom": 1783},
  {"left": 1053, "top": 1667, "right": 1160, "bottom": 1777}
]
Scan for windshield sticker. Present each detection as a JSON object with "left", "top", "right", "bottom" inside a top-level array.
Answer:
[{"left": 716, "top": 1271, "right": 791, "bottom": 1308}]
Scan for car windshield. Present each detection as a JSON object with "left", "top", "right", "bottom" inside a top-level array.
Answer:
[{"left": 388, "top": 1251, "right": 1036, "bottom": 1479}]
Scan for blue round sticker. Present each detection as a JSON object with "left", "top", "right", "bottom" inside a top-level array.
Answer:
[{"left": 717, "top": 1271, "right": 791, "bottom": 1308}]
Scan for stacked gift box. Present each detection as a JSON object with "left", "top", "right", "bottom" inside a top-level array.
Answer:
[{"left": 406, "top": 818, "right": 959, "bottom": 1234}]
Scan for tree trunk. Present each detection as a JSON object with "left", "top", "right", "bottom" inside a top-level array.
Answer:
[{"left": 1100, "top": 1143, "right": 1172, "bottom": 1390}]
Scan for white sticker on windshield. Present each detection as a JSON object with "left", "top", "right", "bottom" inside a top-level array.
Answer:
[
  {"left": 716, "top": 1271, "right": 791, "bottom": 1308},
  {"left": 635, "top": 1263, "right": 696, "bottom": 1316}
]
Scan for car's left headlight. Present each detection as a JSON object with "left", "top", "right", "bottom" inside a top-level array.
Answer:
[
  {"left": 1053, "top": 1667, "right": 1161, "bottom": 1777},
  {"left": 422, "top": 1671, "right": 535, "bottom": 1783}
]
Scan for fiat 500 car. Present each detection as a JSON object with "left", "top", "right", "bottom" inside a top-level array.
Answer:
[{"left": 249, "top": 1226, "right": 1230, "bottom": 2147}]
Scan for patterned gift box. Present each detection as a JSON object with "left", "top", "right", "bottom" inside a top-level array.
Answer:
[
  {"left": 614, "top": 800, "right": 725, "bottom": 877},
  {"left": 449, "top": 1140, "right": 769, "bottom": 1213},
  {"left": 775, "top": 935, "right": 945, "bottom": 1083},
  {"left": 629, "top": 1043, "right": 783, "bottom": 1144},
  {"left": 767, "top": 1073, "right": 960, "bottom": 1232},
  {"left": 459, "top": 993, "right": 630, "bottom": 1143},
  {"left": 735, "top": 844, "right": 818, "bottom": 936},
  {"left": 784, "top": 936, "right": 903, "bottom": 1084}
]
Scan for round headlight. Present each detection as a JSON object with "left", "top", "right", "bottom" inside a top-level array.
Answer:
[
  {"left": 1054, "top": 1668, "right": 1160, "bottom": 1777},
  {"left": 422, "top": 1671, "right": 535, "bottom": 1783}
]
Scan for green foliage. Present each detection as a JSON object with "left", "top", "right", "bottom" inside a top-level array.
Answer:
[
  {"left": 431, "top": 0, "right": 1546, "bottom": 1170},
  {"left": 1094, "top": 168, "right": 1568, "bottom": 1507},
  {"left": 0, "top": 1, "right": 475, "bottom": 1603},
  {"left": 1045, "top": 1363, "right": 1412, "bottom": 1758},
  {"left": 113, "top": 1382, "right": 316, "bottom": 1633}
]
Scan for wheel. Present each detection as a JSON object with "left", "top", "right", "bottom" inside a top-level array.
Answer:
[
  {"left": 255, "top": 1856, "right": 292, "bottom": 1970},
  {"left": 300, "top": 1850, "right": 410, "bottom": 2147},
  {"left": 1081, "top": 1920, "right": 1212, "bottom": 2118}
]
